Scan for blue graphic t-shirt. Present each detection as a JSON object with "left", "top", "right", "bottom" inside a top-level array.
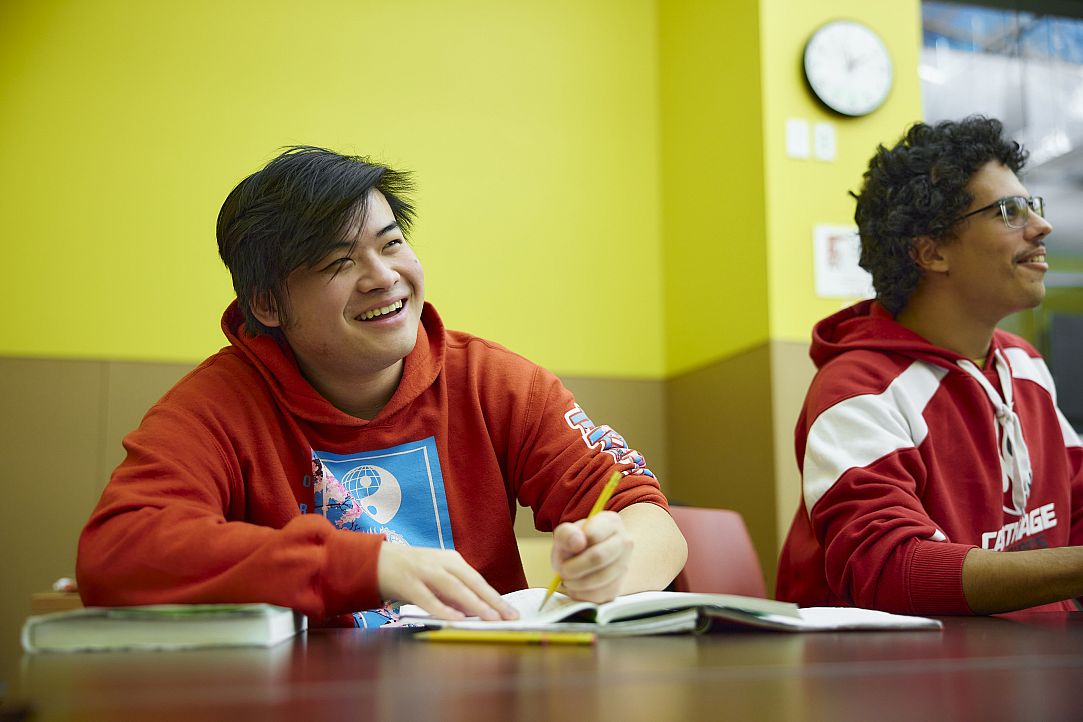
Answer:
[{"left": 311, "top": 437, "right": 454, "bottom": 627}]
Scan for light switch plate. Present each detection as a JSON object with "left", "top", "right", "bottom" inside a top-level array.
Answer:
[
  {"left": 786, "top": 118, "right": 810, "bottom": 159},
  {"left": 813, "top": 122, "right": 836, "bottom": 161}
]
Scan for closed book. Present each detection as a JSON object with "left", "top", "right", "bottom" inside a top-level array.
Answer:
[{"left": 21, "top": 604, "right": 306, "bottom": 653}]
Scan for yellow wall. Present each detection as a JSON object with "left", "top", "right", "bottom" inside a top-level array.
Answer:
[
  {"left": 0, "top": 0, "right": 924, "bottom": 371},
  {"left": 656, "top": 0, "right": 922, "bottom": 376},
  {"left": 0, "top": 0, "right": 665, "bottom": 379},
  {"left": 658, "top": 0, "right": 770, "bottom": 376},
  {"left": 761, "top": 0, "right": 924, "bottom": 342}
]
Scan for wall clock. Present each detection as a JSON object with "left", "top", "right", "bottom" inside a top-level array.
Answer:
[{"left": 803, "top": 20, "right": 893, "bottom": 117}]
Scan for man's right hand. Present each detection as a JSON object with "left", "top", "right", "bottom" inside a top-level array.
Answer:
[{"left": 377, "top": 544, "right": 519, "bottom": 621}]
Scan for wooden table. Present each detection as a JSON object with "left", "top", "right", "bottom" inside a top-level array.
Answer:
[{"left": 8, "top": 613, "right": 1083, "bottom": 721}]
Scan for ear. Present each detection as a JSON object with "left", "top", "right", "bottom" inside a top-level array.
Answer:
[
  {"left": 251, "top": 292, "right": 282, "bottom": 328},
  {"left": 909, "top": 236, "right": 950, "bottom": 274}
]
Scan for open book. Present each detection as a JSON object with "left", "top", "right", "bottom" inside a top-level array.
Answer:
[
  {"left": 21, "top": 604, "right": 307, "bottom": 653},
  {"left": 396, "top": 588, "right": 942, "bottom": 636}
]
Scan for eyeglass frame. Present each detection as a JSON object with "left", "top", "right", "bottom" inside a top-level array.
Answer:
[{"left": 954, "top": 195, "right": 1045, "bottom": 230}]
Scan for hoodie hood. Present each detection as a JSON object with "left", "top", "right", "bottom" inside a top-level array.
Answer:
[
  {"left": 220, "top": 299, "right": 445, "bottom": 426},
  {"left": 810, "top": 299, "right": 995, "bottom": 372}
]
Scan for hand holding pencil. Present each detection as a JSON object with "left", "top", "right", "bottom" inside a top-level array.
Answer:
[{"left": 539, "top": 471, "right": 626, "bottom": 611}]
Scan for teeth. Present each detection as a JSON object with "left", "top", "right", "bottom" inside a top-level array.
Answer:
[{"left": 358, "top": 300, "right": 403, "bottom": 321}]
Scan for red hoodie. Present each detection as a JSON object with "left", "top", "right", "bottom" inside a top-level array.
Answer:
[
  {"left": 776, "top": 300, "right": 1083, "bottom": 614},
  {"left": 77, "top": 301, "right": 667, "bottom": 622}
]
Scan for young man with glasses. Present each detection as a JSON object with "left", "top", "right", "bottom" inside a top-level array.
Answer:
[{"left": 777, "top": 116, "right": 1083, "bottom": 615}]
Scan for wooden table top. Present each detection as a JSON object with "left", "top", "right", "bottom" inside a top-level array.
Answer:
[{"left": 9, "top": 612, "right": 1083, "bottom": 721}]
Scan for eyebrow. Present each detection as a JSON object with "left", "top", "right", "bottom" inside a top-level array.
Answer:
[{"left": 324, "top": 222, "right": 402, "bottom": 255}]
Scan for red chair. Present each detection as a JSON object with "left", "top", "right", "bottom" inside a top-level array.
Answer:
[{"left": 670, "top": 506, "right": 766, "bottom": 598}]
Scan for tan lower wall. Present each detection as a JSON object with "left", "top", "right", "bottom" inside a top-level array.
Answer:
[
  {"left": 0, "top": 346, "right": 813, "bottom": 687},
  {"left": 0, "top": 357, "right": 193, "bottom": 688},
  {"left": 665, "top": 344, "right": 778, "bottom": 592},
  {"left": 664, "top": 340, "right": 815, "bottom": 596},
  {"left": 770, "top": 340, "right": 818, "bottom": 550}
]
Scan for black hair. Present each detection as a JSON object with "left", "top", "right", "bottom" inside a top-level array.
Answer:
[
  {"left": 852, "top": 116, "right": 1028, "bottom": 314},
  {"left": 217, "top": 146, "right": 416, "bottom": 336}
]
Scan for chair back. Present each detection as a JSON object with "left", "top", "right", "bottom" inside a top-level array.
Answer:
[{"left": 670, "top": 506, "right": 766, "bottom": 598}]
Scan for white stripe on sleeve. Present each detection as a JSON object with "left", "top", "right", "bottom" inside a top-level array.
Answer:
[{"left": 803, "top": 360, "right": 947, "bottom": 512}]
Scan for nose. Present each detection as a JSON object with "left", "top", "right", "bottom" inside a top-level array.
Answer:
[
  {"left": 1027, "top": 209, "right": 1053, "bottom": 240},
  {"left": 355, "top": 251, "right": 399, "bottom": 292}
]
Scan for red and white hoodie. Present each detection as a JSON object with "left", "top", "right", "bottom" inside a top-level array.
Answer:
[{"left": 776, "top": 300, "right": 1083, "bottom": 614}]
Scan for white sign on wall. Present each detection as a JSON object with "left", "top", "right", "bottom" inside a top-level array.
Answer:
[{"left": 813, "top": 225, "right": 874, "bottom": 299}]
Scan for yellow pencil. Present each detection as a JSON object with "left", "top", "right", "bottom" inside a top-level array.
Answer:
[
  {"left": 538, "top": 470, "right": 623, "bottom": 611},
  {"left": 414, "top": 629, "right": 597, "bottom": 645}
]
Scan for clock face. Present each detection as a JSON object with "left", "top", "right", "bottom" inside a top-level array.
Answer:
[{"left": 803, "top": 20, "right": 893, "bottom": 117}]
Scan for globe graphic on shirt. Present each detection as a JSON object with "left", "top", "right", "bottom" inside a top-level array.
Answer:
[{"left": 341, "top": 464, "right": 402, "bottom": 524}]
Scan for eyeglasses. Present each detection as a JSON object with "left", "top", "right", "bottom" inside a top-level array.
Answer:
[{"left": 955, "top": 195, "right": 1045, "bottom": 230}]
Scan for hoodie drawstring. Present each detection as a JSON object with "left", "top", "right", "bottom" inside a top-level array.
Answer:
[{"left": 957, "top": 351, "right": 1032, "bottom": 515}]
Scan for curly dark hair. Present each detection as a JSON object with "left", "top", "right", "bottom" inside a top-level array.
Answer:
[
  {"left": 852, "top": 116, "right": 1028, "bottom": 314},
  {"left": 217, "top": 146, "right": 416, "bottom": 336}
]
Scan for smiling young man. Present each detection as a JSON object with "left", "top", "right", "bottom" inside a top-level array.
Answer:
[
  {"left": 776, "top": 116, "right": 1083, "bottom": 615},
  {"left": 76, "top": 147, "right": 686, "bottom": 626}
]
